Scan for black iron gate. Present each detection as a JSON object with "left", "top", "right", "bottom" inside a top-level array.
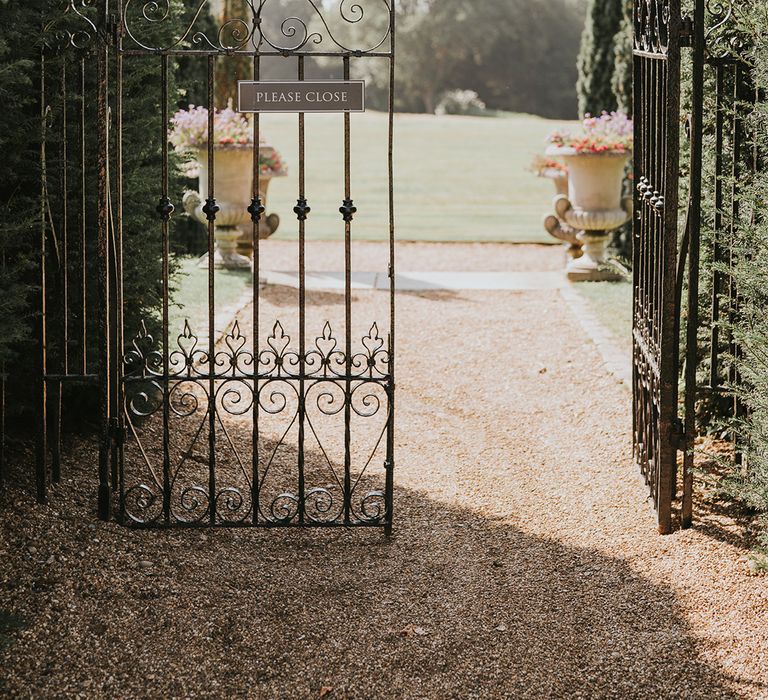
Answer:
[
  {"left": 38, "top": 0, "right": 396, "bottom": 531},
  {"left": 631, "top": 0, "right": 757, "bottom": 533},
  {"left": 632, "top": 0, "right": 704, "bottom": 534}
]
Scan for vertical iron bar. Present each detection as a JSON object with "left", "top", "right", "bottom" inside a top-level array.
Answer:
[
  {"left": 385, "top": 7, "right": 396, "bottom": 536},
  {"left": 297, "top": 55, "right": 306, "bottom": 524},
  {"left": 60, "top": 64, "right": 69, "bottom": 360},
  {"left": 682, "top": 0, "right": 705, "bottom": 529},
  {"left": 343, "top": 55, "right": 352, "bottom": 525},
  {"left": 97, "top": 36, "right": 112, "bottom": 520},
  {"left": 53, "top": 60, "right": 69, "bottom": 485},
  {"left": 81, "top": 57, "right": 88, "bottom": 376},
  {"left": 36, "top": 51, "right": 48, "bottom": 505},
  {"left": 207, "top": 54, "right": 217, "bottom": 525},
  {"left": 161, "top": 54, "right": 171, "bottom": 523},
  {"left": 251, "top": 50, "right": 261, "bottom": 525},
  {"left": 116, "top": 38, "right": 125, "bottom": 522},
  {"left": 658, "top": 2, "right": 682, "bottom": 534},
  {"left": 730, "top": 63, "right": 744, "bottom": 464},
  {"left": 632, "top": 49, "right": 641, "bottom": 467},
  {"left": 711, "top": 64, "right": 724, "bottom": 389}
]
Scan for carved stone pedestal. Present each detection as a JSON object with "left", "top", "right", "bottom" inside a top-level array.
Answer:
[
  {"left": 553, "top": 194, "right": 631, "bottom": 282},
  {"left": 565, "top": 231, "right": 623, "bottom": 282}
]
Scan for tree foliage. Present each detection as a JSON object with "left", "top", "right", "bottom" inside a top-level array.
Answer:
[
  {"left": 611, "top": 0, "right": 634, "bottom": 116},
  {"left": 577, "top": 0, "right": 623, "bottom": 116},
  {"left": 718, "top": 6, "right": 768, "bottom": 557},
  {"left": 0, "top": 0, "right": 181, "bottom": 431},
  {"left": 0, "top": 0, "right": 39, "bottom": 371},
  {"left": 315, "top": 0, "right": 587, "bottom": 118}
]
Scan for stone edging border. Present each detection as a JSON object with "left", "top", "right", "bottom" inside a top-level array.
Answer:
[{"left": 559, "top": 285, "right": 632, "bottom": 389}]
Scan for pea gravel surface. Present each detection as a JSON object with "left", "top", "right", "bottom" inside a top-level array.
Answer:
[{"left": 1, "top": 243, "right": 766, "bottom": 699}]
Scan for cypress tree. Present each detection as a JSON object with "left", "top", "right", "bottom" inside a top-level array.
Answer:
[
  {"left": 576, "top": 0, "right": 623, "bottom": 116},
  {"left": 0, "top": 1, "right": 182, "bottom": 436},
  {"left": 611, "top": 0, "right": 634, "bottom": 116},
  {"left": 0, "top": 0, "right": 38, "bottom": 373}
]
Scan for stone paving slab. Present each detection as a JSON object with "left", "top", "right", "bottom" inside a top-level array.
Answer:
[{"left": 261, "top": 270, "right": 567, "bottom": 291}]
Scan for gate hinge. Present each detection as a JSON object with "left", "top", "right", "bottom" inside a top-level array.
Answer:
[
  {"left": 109, "top": 417, "right": 126, "bottom": 447},
  {"left": 670, "top": 417, "right": 686, "bottom": 451},
  {"left": 680, "top": 16, "right": 694, "bottom": 47}
]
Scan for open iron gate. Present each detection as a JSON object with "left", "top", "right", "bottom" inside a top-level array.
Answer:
[
  {"left": 37, "top": 1, "right": 396, "bottom": 531},
  {"left": 632, "top": 0, "right": 705, "bottom": 534}
]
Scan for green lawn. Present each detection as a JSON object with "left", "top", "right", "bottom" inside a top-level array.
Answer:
[
  {"left": 259, "top": 111, "right": 573, "bottom": 243},
  {"left": 572, "top": 280, "right": 633, "bottom": 356},
  {"left": 173, "top": 111, "right": 576, "bottom": 326},
  {"left": 171, "top": 257, "right": 251, "bottom": 334}
]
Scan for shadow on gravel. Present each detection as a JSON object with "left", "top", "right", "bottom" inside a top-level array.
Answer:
[
  {"left": 260, "top": 284, "right": 358, "bottom": 308},
  {"left": 690, "top": 454, "right": 762, "bottom": 554},
  {"left": 0, "top": 446, "right": 750, "bottom": 700}
]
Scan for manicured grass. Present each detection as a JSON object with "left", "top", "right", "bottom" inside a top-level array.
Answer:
[
  {"left": 171, "top": 257, "right": 251, "bottom": 334},
  {"left": 259, "top": 111, "right": 574, "bottom": 243},
  {"left": 571, "top": 280, "right": 633, "bottom": 356},
  {"left": 172, "top": 112, "right": 577, "bottom": 326}
]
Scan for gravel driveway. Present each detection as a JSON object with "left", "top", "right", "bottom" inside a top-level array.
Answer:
[{"left": 1, "top": 244, "right": 766, "bottom": 699}]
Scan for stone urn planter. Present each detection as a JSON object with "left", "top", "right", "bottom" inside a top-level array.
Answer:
[
  {"left": 184, "top": 145, "right": 285, "bottom": 270},
  {"left": 546, "top": 147, "right": 632, "bottom": 282}
]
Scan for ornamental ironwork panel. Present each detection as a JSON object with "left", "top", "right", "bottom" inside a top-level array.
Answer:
[
  {"left": 33, "top": 1, "right": 107, "bottom": 505},
  {"left": 632, "top": 0, "right": 684, "bottom": 534},
  {"left": 631, "top": 0, "right": 757, "bottom": 533},
  {"left": 35, "top": 0, "right": 397, "bottom": 533},
  {"left": 698, "top": 1, "right": 757, "bottom": 470}
]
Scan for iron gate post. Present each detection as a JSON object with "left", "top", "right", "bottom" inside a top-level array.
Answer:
[
  {"left": 682, "top": 0, "right": 706, "bottom": 529},
  {"left": 36, "top": 48, "right": 49, "bottom": 506},
  {"left": 632, "top": 0, "right": 684, "bottom": 534},
  {"left": 96, "top": 18, "right": 111, "bottom": 521}
]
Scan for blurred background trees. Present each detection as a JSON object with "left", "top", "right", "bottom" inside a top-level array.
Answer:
[
  {"left": 576, "top": 0, "right": 623, "bottom": 116},
  {"left": 333, "top": 0, "right": 589, "bottom": 118}
]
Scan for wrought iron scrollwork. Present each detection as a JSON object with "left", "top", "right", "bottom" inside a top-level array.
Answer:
[
  {"left": 705, "top": 1, "right": 751, "bottom": 61},
  {"left": 169, "top": 321, "right": 210, "bottom": 376},
  {"left": 121, "top": 0, "right": 393, "bottom": 55},
  {"left": 634, "top": 0, "right": 671, "bottom": 54},
  {"left": 124, "top": 321, "right": 163, "bottom": 377},
  {"left": 44, "top": 0, "right": 100, "bottom": 54},
  {"left": 121, "top": 317, "right": 391, "bottom": 527}
]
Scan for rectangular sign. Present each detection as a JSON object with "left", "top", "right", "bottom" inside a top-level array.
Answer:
[{"left": 237, "top": 80, "right": 366, "bottom": 113}]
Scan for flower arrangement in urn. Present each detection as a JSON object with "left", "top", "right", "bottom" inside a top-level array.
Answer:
[
  {"left": 545, "top": 111, "right": 633, "bottom": 281},
  {"left": 547, "top": 111, "right": 633, "bottom": 154},
  {"left": 171, "top": 105, "right": 288, "bottom": 269}
]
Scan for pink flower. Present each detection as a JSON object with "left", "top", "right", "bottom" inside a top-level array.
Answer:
[{"left": 169, "top": 105, "right": 288, "bottom": 175}]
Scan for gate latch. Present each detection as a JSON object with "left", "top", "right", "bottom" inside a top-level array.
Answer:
[{"left": 680, "top": 16, "right": 694, "bottom": 47}]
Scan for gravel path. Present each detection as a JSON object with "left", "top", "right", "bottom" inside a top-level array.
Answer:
[{"left": 1, "top": 243, "right": 766, "bottom": 699}]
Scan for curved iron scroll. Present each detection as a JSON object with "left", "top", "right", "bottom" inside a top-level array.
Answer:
[
  {"left": 43, "top": 0, "right": 101, "bottom": 53},
  {"left": 705, "top": 1, "right": 751, "bottom": 60},
  {"left": 121, "top": 0, "right": 393, "bottom": 54},
  {"left": 634, "top": 0, "right": 672, "bottom": 54}
]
